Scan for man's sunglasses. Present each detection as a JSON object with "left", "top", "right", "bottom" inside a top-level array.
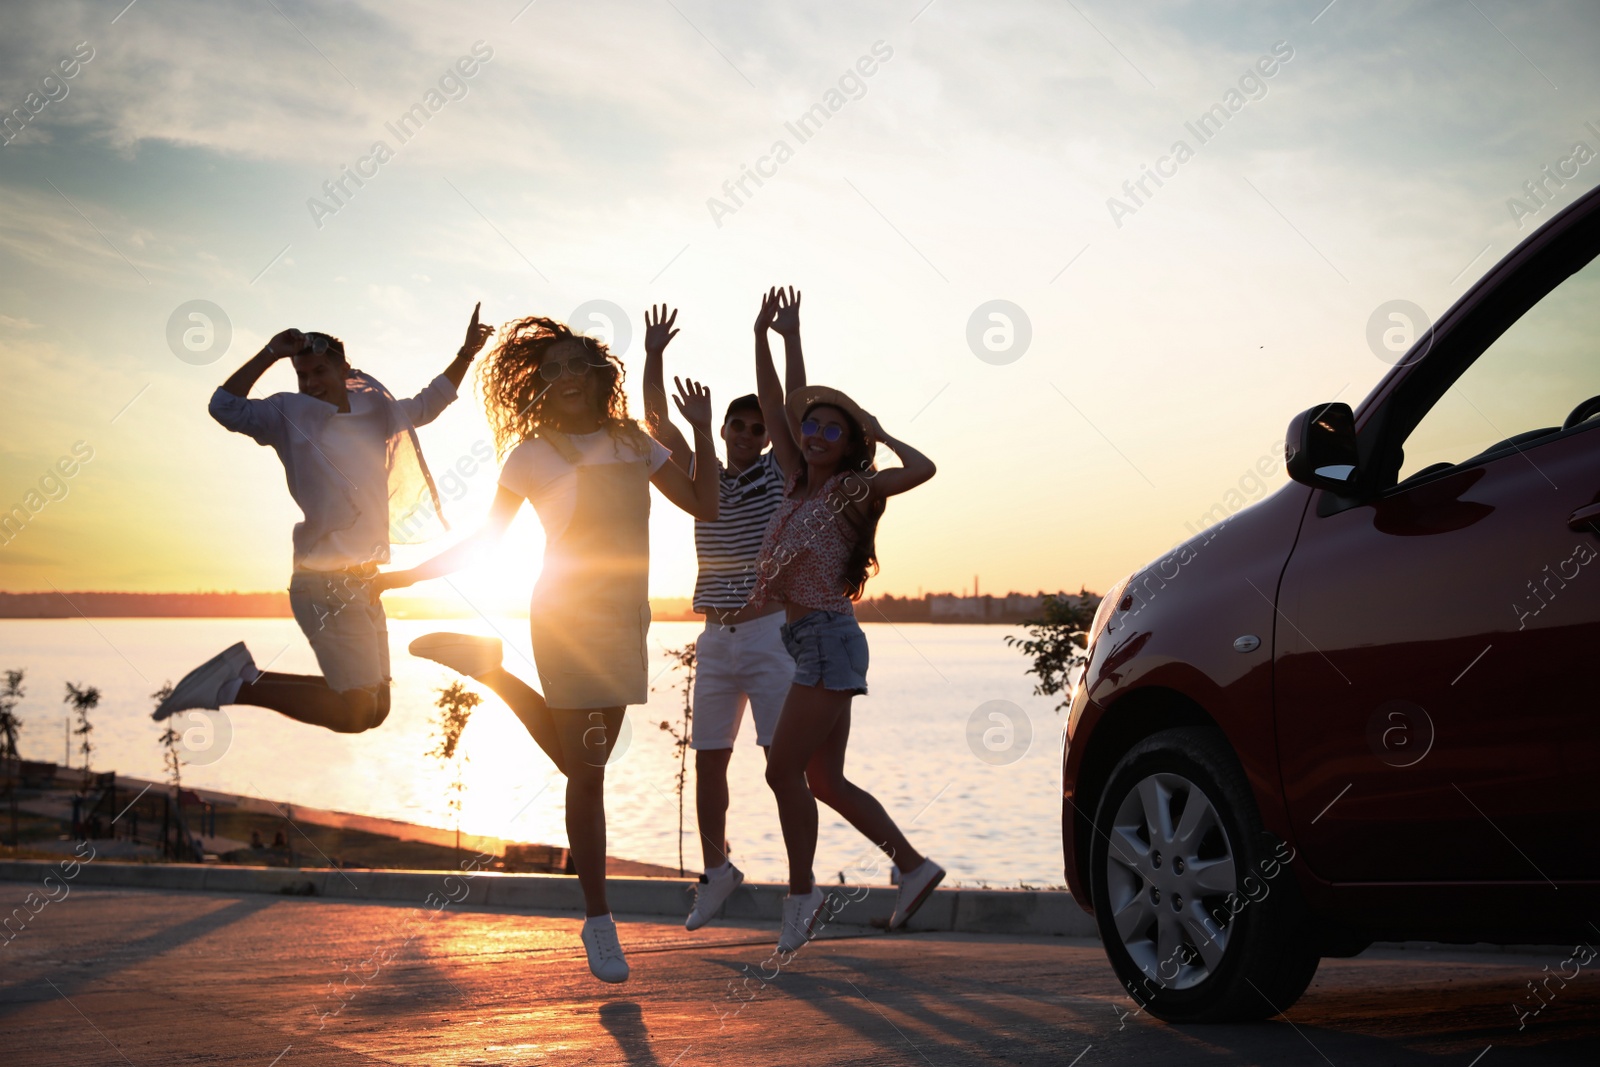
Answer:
[
  {"left": 539, "top": 353, "right": 609, "bottom": 382},
  {"left": 726, "top": 417, "right": 766, "bottom": 436},
  {"left": 301, "top": 332, "right": 343, "bottom": 359},
  {"left": 800, "top": 418, "right": 846, "bottom": 442}
]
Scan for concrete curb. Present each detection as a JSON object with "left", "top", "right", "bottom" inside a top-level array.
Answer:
[{"left": 0, "top": 860, "right": 1100, "bottom": 939}]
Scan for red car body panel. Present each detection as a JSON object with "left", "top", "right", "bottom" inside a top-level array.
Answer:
[{"left": 1061, "top": 484, "right": 1312, "bottom": 904}]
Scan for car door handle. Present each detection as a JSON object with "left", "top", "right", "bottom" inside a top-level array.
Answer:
[{"left": 1568, "top": 502, "right": 1600, "bottom": 532}]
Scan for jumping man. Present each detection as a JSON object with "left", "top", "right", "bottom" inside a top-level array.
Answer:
[{"left": 153, "top": 307, "right": 492, "bottom": 732}]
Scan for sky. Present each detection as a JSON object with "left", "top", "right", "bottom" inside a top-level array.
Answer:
[{"left": 2, "top": 0, "right": 1598, "bottom": 611}]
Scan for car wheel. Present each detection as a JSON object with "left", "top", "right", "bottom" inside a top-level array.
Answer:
[{"left": 1089, "top": 726, "right": 1319, "bottom": 1022}]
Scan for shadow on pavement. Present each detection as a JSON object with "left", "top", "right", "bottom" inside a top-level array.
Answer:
[
  {"left": 601, "top": 1000, "right": 689, "bottom": 1066},
  {"left": 701, "top": 943, "right": 1600, "bottom": 1066},
  {"left": 0, "top": 893, "right": 274, "bottom": 1019}
]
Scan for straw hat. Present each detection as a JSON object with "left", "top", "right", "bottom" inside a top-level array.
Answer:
[{"left": 786, "top": 385, "right": 874, "bottom": 445}]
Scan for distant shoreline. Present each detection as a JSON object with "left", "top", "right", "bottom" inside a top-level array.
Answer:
[{"left": 0, "top": 590, "right": 1078, "bottom": 624}]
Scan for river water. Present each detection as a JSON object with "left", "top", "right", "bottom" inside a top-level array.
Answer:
[{"left": 1, "top": 618, "right": 1068, "bottom": 887}]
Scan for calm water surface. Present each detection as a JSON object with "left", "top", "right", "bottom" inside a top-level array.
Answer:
[{"left": 0, "top": 618, "right": 1067, "bottom": 886}]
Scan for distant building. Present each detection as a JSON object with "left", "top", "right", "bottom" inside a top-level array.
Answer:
[
  {"left": 866, "top": 590, "right": 1080, "bottom": 624},
  {"left": 929, "top": 594, "right": 985, "bottom": 621}
]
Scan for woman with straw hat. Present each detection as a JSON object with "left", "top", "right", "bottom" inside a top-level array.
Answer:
[{"left": 726, "top": 286, "right": 943, "bottom": 955}]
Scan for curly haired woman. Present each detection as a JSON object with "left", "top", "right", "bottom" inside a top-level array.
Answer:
[{"left": 373, "top": 313, "right": 717, "bottom": 983}]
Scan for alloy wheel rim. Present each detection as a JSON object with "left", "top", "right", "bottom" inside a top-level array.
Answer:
[{"left": 1106, "top": 771, "right": 1238, "bottom": 991}]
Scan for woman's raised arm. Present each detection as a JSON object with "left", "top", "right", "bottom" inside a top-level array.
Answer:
[
  {"left": 372, "top": 485, "right": 524, "bottom": 596},
  {"left": 650, "top": 377, "right": 720, "bottom": 522},
  {"left": 755, "top": 287, "right": 803, "bottom": 478},
  {"left": 860, "top": 413, "right": 935, "bottom": 499}
]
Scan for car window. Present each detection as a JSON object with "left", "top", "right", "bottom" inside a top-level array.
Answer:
[{"left": 1397, "top": 253, "right": 1600, "bottom": 482}]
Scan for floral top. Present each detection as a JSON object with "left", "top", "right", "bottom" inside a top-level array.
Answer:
[{"left": 746, "top": 470, "right": 859, "bottom": 616}]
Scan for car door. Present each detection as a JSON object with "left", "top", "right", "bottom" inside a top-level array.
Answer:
[{"left": 1272, "top": 239, "right": 1600, "bottom": 885}]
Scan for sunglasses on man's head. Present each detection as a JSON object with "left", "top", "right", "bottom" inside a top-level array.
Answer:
[
  {"left": 726, "top": 417, "right": 766, "bottom": 436},
  {"left": 302, "top": 333, "right": 341, "bottom": 358},
  {"left": 800, "top": 418, "right": 846, "bottom": 442},
  {"left": 538, "top": 353, "right": 609, "bottom": 382}
]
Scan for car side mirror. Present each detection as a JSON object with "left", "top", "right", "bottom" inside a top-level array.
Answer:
[{"left": 1285, "top": 402, "right": 1359, "bottom": 492}]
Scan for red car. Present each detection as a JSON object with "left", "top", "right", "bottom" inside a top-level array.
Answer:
[{"left": 1062, "top": 181, "right": 1600, "bottom": 1022}]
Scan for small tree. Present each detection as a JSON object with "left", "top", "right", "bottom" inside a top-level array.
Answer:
[
  {"left": 0, "top": 670, "right": 22, "bottom": 759},
  {"left": 2, "top": 669, "right": 24, "bottom": 847},
  {"left": 430, "top": 681, "right": 481, "bottom": 859},
  {"left": 152, "top": 683, "right": 192, "bottom": 861},
  {"left": 153, "top": 683, "right": 182, "bottom": 793},
  {"left": 655, "top": 643, "right": 696, "bottom": 876},
  {"left": 1005, "top": 589, "right": 1102, "bottom": 713},
  {"left": 64, "top": 682, "right": 101, "bottom": 788}
]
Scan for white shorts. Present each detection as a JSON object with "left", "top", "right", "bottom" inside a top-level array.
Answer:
[{"left": 690, "top": 611, "right": 795, "bottom": 750}]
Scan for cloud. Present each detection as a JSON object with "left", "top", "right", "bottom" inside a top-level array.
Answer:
[
  {"left": 0, "top": 185, "right": 163, "bottom": 288},
  {"left": 2, "top": 1, "right": 779, "bottom": 173},
  {"left": 0, "top": 544, "right": 62, "bottom": 567},
  {"left": 3, "top": 0, "right": 1600, "bottom": 597}
]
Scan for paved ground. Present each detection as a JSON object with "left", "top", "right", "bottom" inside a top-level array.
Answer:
[{"left": 1, "top": 887, "right": 1596, "bottom": 1065}]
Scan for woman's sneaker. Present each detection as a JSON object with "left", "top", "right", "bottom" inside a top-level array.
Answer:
[
  {"left": 152, "top": 642, "right": 256, "bottom": 720},
  {"left": 777, "top": 887, "right": 827, "bottom": 953},
  {"left": 581, "top": 914, "right": 630, "bottom": 983},
  {"left": 686, "top": 863, "right": 744, "bottom": 931},
  {"left": 888, "top": 859, "right": 945, "bottom": 929},
  {"left": 408, "top": 633, "right": 502, "bottom": 678}
]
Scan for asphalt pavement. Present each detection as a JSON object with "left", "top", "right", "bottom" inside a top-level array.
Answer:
[{"left": 1, "top": 886, "right": 1595, "bottom": 1065}]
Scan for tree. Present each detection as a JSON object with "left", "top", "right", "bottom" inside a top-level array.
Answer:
[
  {"left": 430, "top": 681, "right": 481, "bottom": 859},
  {"left": 64, "top": 682, "right": 100, "bottom": 787},
  {"left": 1005, "top": 589, "right": 1102, "bottom": 713},
  {"left": 0, "top": 670, "right": 22, "bottom": 760},
  {"left": 153, "top": 683, "right": 182, "bottom": 793},
  {"left": 2, "top": 669, "right": 24, "bottom": 847},
  {"left": 654, "top": 643, "right": 696, "bottom": 876}
]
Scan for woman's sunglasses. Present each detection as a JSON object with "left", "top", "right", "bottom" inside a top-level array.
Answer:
[
  {"left": 539, "top": 353, "right": 609, "bottom": 382},
  {"left": 727, "top": 417, "right": 766, "bottom": 436},
  {"left": 800, "top": 418, "right": 846, "bottom": 442}
]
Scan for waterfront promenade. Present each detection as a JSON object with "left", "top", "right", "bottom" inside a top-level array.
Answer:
[{"left": 2, "top": 877, "right": 1595, "bottom": 1065}]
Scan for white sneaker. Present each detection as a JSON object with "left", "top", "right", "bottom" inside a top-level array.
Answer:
[
  {"left": 153, "top": 642, "right": 255, "bottom": 721},
  {"left": 777, "top": 887, "right": 827, "bottom": 953},
  {"left": 408, "top": 633, "right": 502, "bottom": 678},
  {"left": 686, "top": 864, "right": 744, "bottom": 931},
  {"left": 581, "top": 914, "right": 630, "bottom": 983},
  {"left": 888, "top": 858, "right": 945, "bottom": 929}
]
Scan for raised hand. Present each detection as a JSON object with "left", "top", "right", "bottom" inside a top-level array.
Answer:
[
  {"left": 266, "top": 328, "right": 306, "bottom": 359},
  {"left": 754, "top": 287, "right": 780, "bottom": 334},
  {"left": 672, "top": 376, "right": 713, "bottom": 432},
  {"left": 772, "top": 286, "right": 802, "bottom": 337},
  {"left": 645, "top": 304, "right": 679, "bottom": 355},
  {"left": 460, "top": 302, "right": 494, "bottom": 359}
]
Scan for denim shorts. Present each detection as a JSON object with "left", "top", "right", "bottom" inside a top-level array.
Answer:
[
  {"left": 289, "top": 570, "right": 390, "bottom": 693},
  {"left": 780, "top": 610, "right": 868, "bottom": 695}
]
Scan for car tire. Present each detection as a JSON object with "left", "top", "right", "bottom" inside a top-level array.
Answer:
[{"left": 1089, "top": 726, "right": 1319, "bottom": 1023}]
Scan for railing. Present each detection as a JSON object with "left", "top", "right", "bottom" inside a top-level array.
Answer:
[{"left": 66, "top": 775, "right": 204, "bottom": 861}]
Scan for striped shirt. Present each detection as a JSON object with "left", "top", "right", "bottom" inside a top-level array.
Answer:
[{"left": 693, "top": 450, "right": 786, "bottom": 612}]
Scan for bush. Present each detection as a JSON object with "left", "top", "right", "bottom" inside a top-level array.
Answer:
[{"left": 1005, "top": 588, "right": 1101, "bottom": 713}]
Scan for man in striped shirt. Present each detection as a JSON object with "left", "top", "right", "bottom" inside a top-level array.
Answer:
[{"left": 643, "top": 300, "right": 805, "bottom": 930}]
